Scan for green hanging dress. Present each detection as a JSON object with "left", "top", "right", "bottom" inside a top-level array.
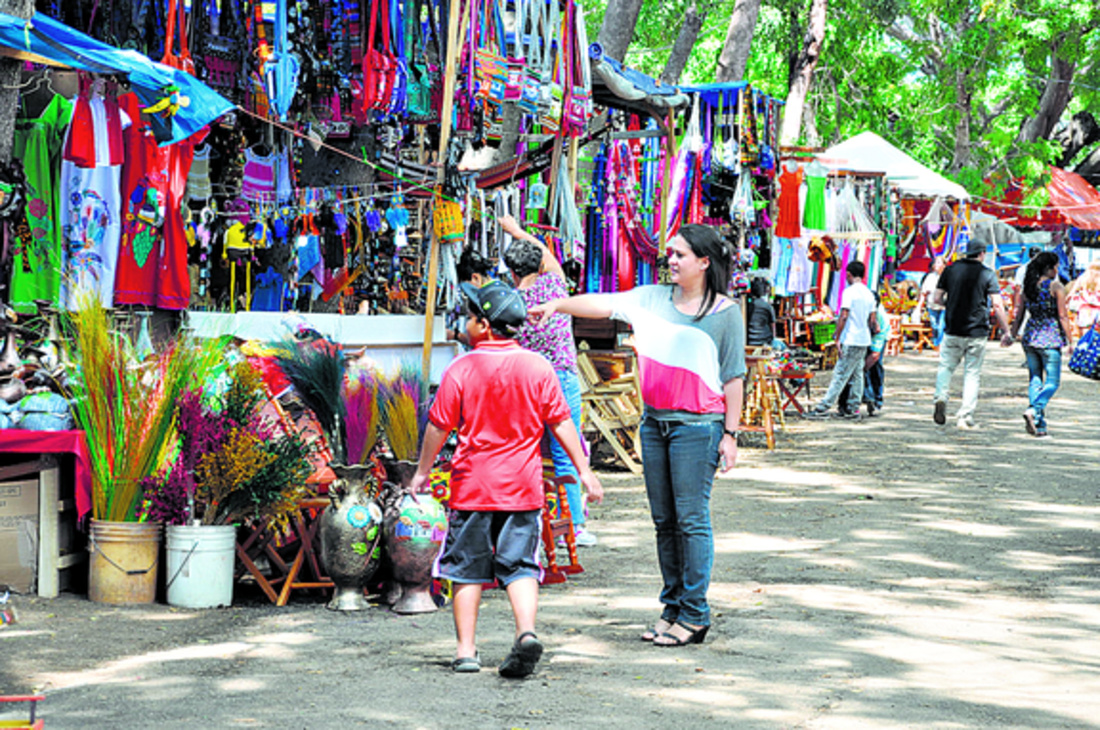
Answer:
[{"left": 10, "top": 94, "right": 73, "bottom": 313}]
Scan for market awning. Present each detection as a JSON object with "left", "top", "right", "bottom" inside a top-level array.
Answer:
[
  {"left": 975, "top": 166, "right": 1100, "bottom": 230},
  {"left": 821, "top": 131, "right": 970, "bottom": 201},
  {"left": 0, "top": 12, "right": 232, "bottom": 145},
  {"left": 588, "top": 44, "right": 689, "bottom": 118}
]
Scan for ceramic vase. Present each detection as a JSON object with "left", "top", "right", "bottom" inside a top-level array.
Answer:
[
  {"left": 319, "top": 463, "right": 385, "bottom": 611},
  {"left": 382, "top": 460, "right": 448, "bottom": 614}
]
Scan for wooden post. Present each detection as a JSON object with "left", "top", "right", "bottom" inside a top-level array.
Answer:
[
  {"left": 421, "top": 0, "right": 465, "bottom": 384},
  {"left": 659, "top": 110, "right": 677, "bottom": 249}
]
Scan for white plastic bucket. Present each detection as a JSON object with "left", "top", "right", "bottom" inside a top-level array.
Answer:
[{"left": 165, "top": 524, "right": 237, "bottom": 609}]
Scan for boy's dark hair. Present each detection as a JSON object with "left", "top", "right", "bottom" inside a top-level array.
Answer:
[
  {"left": 457, "top": 247, "right": 493, "bottom": 283},
  {"left": 847, "top": 260, "right": 866, "bottom": 279},
  {"left": 750, "top": 276, "right": 771, "bottom": 300}
]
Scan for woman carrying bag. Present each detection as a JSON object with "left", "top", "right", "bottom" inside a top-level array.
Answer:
[{"left": 1003, "top": 252, "right": 1072, "bottom": 438}]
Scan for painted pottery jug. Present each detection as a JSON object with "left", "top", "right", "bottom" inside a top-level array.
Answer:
[
  {"left": 382, "top": 460, "right": 448, "bottom": 614},
  {"left": 319, "top": 463, "right": 385, "bottom": 611}
]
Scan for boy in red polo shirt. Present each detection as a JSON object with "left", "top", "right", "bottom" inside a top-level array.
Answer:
[{"left": 411, "top": 280, "right": 603, "bottom": 678}]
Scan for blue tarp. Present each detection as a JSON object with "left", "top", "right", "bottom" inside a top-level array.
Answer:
[{"left": 0, "top": 12, "right": 233, "bottom": 145}]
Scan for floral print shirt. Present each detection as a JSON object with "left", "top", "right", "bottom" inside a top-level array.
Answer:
[
  {"left": 1022, "top": 279, "right": 1066, "bottom": 349},
  {"left": 516, "top": 273, "right": 577, "bottom": 372}
]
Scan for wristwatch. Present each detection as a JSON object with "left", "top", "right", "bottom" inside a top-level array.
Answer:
[{"left": 723, "top": 428, "right": 739, "bottom": 439}]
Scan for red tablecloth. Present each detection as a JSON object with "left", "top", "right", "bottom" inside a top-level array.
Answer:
[{"left": 0, "top": 430, "right": 93, "bottom": 519}]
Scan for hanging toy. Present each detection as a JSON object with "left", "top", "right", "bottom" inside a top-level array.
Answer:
[
  {"left": 141, "top": 84, "right": 191, "bottom": 119},
  {"left": 386, "top": 194, "right": 410, "bottom": 249}
]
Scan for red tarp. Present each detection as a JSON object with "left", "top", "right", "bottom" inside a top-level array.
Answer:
[{"left": 976, "top": 167, "right": 1100, "bottom": 230}]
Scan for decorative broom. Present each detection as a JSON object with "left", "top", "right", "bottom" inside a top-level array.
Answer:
[
  {"left": 272, "top": 338, "right": 349, "bottom": 464},
  {"left": 64, "top": 296, "right": 222, "bottom": 522},
  {"left": 379, "top": 361, "right": 427, "bottom": 462}
]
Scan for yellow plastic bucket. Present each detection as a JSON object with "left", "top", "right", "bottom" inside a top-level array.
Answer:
[{"left": 87, "top": 519, "right": 162, "bottom": 604}]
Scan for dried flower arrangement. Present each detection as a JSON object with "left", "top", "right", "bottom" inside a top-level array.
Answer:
[{"left": 140, "top": 359, "right": 313, "bottom": 526}]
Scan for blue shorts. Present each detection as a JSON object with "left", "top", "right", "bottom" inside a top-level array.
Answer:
[{"left": 434, "top": 509, "right": 542, "bottom": 586}]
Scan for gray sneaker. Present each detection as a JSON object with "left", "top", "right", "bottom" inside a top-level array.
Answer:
[
  {"left": 804, "top": 407, "right": 830, "bottom": 420},
  {"left": 933, "top": 400, "right": 946, "bottom": 425}
]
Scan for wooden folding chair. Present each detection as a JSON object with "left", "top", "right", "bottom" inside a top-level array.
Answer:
[
  {"left": 577, "top": 350, "right": 643, "bottom": 474},
  {"left": 0, "top": 695, "right": 44, "bottom": 730},
  {"left": 235, "top": 498, "right": 335, "bottom": 606}
]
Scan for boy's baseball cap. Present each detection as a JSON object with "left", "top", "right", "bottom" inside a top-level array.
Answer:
[{"left": 460, "top": 280, "right": 528, "bottom": 333}]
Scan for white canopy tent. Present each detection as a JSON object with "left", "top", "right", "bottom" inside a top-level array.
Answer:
[{"left": 821, "top": 131, "right": 970, "bottom": 201}]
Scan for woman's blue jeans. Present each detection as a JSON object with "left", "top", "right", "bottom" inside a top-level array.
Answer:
[
  {"left": 928, "top": 308, "right": 946, "bottom": 347},
  {"left": 640, "top": 417, "right": 722, "bottom": 628},
  {"left": 1024, "top": 346, "right": 1062, "bottom": 428},
  {"left": 548, "top": 369, "right": 585, "bottom": 527}
]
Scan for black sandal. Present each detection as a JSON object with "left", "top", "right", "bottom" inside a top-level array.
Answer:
[
  {"left": 451, "top": 654, "right": 481, "bottom": 673},
  {"left": 640, "top": 618, "right": 675, "bottom": 642},
  {"left": 498, "top": 631, "right": 543, "bottom": 678},
  {"left": 653, "top": 621, "right": 709, "bottom": 647}
]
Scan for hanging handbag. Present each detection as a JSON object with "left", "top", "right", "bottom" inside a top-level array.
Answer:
[
  {"left": 433, "top": 189, "right": 465, "bottom": 243},
  {"left": 362, "top": 0, "right": 396, "bottom": 114},
  {"left": 563, "top": 0, "right": 592, "bottom": 133},
  {"left": 1069, "top": 321, "right": 1100, "bottom": 380},
  {"left": 503, "top": 0, "right": 526, "bottom": 101},
  {"left": 162, "top": 0, "right": 196, "bottom": 75},
  {"left": 473, "top": 0, "right": 508, "bottom": 103},
  {"left": 387, "top": 0, "right": 409, "bottom": 115},
  {"left": 538, "top": 0, "right": 564, "bottom": 131},
  {"left": 516, "top": 0, "right": 542, "bottom": 114},
  {"left": 405, "top": 0, "right": 438, "bottom": 120}
]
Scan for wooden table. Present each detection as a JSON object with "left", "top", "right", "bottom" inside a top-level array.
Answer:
[{"left": 901, "top": 323, "right": 935, "bottom": 352}]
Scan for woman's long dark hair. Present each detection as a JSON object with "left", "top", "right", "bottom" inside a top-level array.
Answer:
[
  {"left": 1024, "top": 251, "right": 1059, "bottom": 302},
  {"left": 678, "top": 224, "right": 731, "bottom": 321}
]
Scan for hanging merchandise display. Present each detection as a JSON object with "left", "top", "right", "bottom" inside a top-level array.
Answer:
[{"left": 7, "top": 0, "right": 795, "bottom": 324}]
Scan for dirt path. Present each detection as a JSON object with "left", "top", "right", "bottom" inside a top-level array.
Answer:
[{"left": 3, "top": 346, "right": 1100, "bottom": 729}]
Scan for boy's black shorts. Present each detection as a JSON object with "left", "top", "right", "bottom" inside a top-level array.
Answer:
[{"left": 434, "top": 509, "right": 542, "bottom": 586}]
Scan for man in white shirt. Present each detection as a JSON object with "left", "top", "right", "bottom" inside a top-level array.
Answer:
[
  {"left": 1013, "top": 247, "right": 1041, "bottom": 289},
  {"left": 806, "top": 261, "right": 878, "bottom": 421}
]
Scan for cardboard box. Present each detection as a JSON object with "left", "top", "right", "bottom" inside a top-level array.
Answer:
[{"left": 0, "top": 479, "right": 39, "bottom": 593}]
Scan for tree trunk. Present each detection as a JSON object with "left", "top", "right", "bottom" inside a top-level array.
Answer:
[
  {"left": 1056, "top": 112, "right": 1100, "bottom": 168},
  {"left": 0, "top": 0, "right": 34, "bottom": 163},
  {"left": 596, "top": 0, "right": 647, "bottom": 63},
  {"left": 949, "top": 69, "right": 973, "bottom": 174},
  {"left": 715, "top": 0, "right": 763, "bottom": 83},
  {"left": 660, "top": 3, "right": 708, "bottom": 86},
  {"left": 779, "top": 0, "right": 827, "bottom": 146},
  {"left": 1018, "top": 48, "right": 1076, "bottom": 146},
  {"left": 1073, "top": 145, "right": 1100, "bottom": 188},
  {"left": 802, "top": 89, "right": 820, "bottom": 147}
]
